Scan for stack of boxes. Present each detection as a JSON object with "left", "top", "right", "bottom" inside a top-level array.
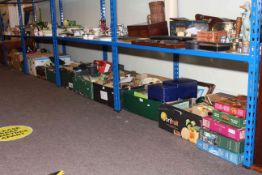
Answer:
[{"left": 197, "top": 95, "right": 246, "bottom": 165}]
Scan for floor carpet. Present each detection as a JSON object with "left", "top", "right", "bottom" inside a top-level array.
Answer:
[{"left": 0, "top": 65, "right": 260, "bottom": 175}]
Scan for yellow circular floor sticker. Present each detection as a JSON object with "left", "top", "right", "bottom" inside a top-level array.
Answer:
[{"left": 0, "top": 125, "right": 33, "bottom": 142}]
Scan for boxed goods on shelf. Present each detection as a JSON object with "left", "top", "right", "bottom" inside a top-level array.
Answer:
[
  {"left": 159, "top": 100, "right": 211, "bottom": 144},
  {"left": 197, "top": 139, "right": 244, "bottom": 165},
  {"left": 148, "top": 78, "right": 198, "bottom": 102},
  {"left": 123, "top": 73, "right": 170, "bottom": 121},
  {"left": 123, "top": 88, "right": 162, "bottom": 121},
  {"left": 73, "top": 75, "right": 95, "bottom": 99},
  {"left": 202, "top": 116, "right": 245, "bottom": 141},
  {"left": 93, "top": 71, "right": 137, "bottom": 108},
  {"left": 27, "top": 52, "right": 53, "bottom": 76},
  {"left": 199, "top": 128, "right": 244, "bottom": 154},
  {"left": 36, "top": 66, "right": 47, "bottom": 79},
  {"left": 28, "top": 57, "right": 51, "bottom": 76},
  {"left": 7, "top": 50, "right": 23, "bottom": 71},
  {"left": 93, "top": 83, "right": 116, "bottom": 107},
  {"left": 214, "top": 96, "right": 246, "bottom": 118},
  {"left": 212, "top": 110, "right": 246, "bottom": 128},
  {"left": 46, "top": 66, "right": 75, "bottom": 87}
]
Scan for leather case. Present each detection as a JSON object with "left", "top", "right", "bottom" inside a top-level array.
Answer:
[{"left": 148, "top": 78, "right": 198, "bottom": 102}]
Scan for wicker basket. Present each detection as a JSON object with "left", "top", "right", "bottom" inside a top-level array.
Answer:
[{"left": 148, "top": 1, "right": 165, "bottom": 24}]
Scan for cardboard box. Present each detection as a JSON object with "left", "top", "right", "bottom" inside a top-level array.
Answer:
[
  {"left": 123, "top": 88, "right": 162, "bottom": 121},
  {"left": 212, "top": 110, "right": 246, "bottom": 128},
  {"left": 199, "top": 128, "right": 245, "bottom": 153},
  {"left": 28, "top": 56, "right": 51, "bottom": 76},
  {"left": 214, "top": 96, "right": 246, "bottom": 118},
  {"left": 8, "top": 50, "right": 23, "bottom": 71},
  {"left": 197, "top": 140, "right": 244, "bottom": 165},
  {"left": 159, "top": 101, "right": 204, "bottom": 144},
  {"left": 203, "top": 116, "right": 245, "bottom": 141},
  {"left": 36, "top": 66, "right": 47, "bottom": 79},
  {"left": 73, "top": 75, "right": 94, "bottom": 99},
  {"left": 46, "top": 67, "right": 75, "bottom": 87}
]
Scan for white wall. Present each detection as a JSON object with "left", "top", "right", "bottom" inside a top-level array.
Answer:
[{"left": 39, "top": 0, "right": 248, "bottom": 95}]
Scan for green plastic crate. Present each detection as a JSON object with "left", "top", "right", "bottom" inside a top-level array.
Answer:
[
  {"left": 123, "top": 89, "right": 162, "bottom": 121},
  {"left": 73, "top": 76, "right": 94, "bottom": 99}
]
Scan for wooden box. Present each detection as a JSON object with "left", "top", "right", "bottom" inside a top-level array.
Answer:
[{"left": 127, "top": 21, "right": 168, "bottom": 38}]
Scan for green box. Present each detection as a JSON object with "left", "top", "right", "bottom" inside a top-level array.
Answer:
[
  {"left": 123, "top": 88, "right": 162, "bottom": 121},
  {"left": 199, "top": 128, "right": 245, "bottom": 154},
  {"left": 46, "top": 67, "right": 74, "bottom": 87},
  {"left": 61, "top": 68, "right": 74, "bottom": 88},
  {"left": 46, "top": 68, "right": 56, "bottom": 84},
  {"left": 73, "top": 76, "right": 94, "bottom": 99},
  {"left": 212, "top": 110, "right": 246, "bottom": 128}
]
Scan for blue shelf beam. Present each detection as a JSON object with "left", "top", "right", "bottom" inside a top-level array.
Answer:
[
  {"left": 243, "top": 0, "right": 262, "bottom": 168},
  {"left": 50, "top": 0, "right": 61, "bottom": 87},
  {"left": 17, "top": 0, "right": 29, "bottom": 74},
  {"left": 58, "top": 37, "right": 112, "bottom": 46},
  {"left": 117, "top": 42, "right": 250, "bottom": 63}
]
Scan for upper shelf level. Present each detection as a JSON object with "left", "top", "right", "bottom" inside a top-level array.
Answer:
[
  {"left": 3, "top": 34, "right": 250, "bottom": 63},
  {"left": 0, "top": 0, "right": 48, "bottom": 4}
]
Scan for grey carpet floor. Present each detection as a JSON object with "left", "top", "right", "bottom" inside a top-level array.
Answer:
[{"left": 0, "top": 65, "right": 260, "bottom": 175}]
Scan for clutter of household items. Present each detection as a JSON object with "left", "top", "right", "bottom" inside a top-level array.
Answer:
[
  {"left": 3, "top": 1, "right": 251, "bottom": 54},
  {"left": 2, "top": 0, "right": 248, "bottom": 166}
]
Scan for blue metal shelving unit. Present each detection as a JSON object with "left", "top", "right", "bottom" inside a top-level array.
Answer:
[{"left": 0, "top": 0, "right": 261, "bottom": 168}]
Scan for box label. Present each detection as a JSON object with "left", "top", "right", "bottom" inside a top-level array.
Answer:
[{"left": 100, "top": 91, "right": 108, "bottom": 101}]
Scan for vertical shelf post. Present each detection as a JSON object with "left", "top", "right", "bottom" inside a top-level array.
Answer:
[
  {"left": 100, "top": 0, "right": 108, "bottom": 61},
  {"left": 17, "top": 0, "right": 29, "bottom": 74},
  {"left": 58, "top": 0, "right": 66, "bottom": 55},
  {"left": 244, "top": 0, "right": 262, "bottom": 168},
  {"left": 110, "top": 0, "right": 120, "bottom": 112},
  {"left": 173, "top": 54, "right": 179, "bottom": 80},
  {"left": 50, "top": 0, "right": 61, "bottom": 87}
]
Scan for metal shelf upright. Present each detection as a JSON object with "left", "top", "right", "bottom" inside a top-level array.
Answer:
[{"left": 17, "top": 0, "right": 29, "bottom": 74}]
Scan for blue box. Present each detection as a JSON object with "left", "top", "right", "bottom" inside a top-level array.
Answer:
[
  {"left": 196, "top": 140, "right": 244, "bottom": 165},
  {"left": 148, "top": 78, "right": 197, "bottom": 102}
]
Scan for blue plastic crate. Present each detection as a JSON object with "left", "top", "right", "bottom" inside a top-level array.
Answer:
[{"left": 196, "top": 139, "right": 243, "bottom": 165}]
